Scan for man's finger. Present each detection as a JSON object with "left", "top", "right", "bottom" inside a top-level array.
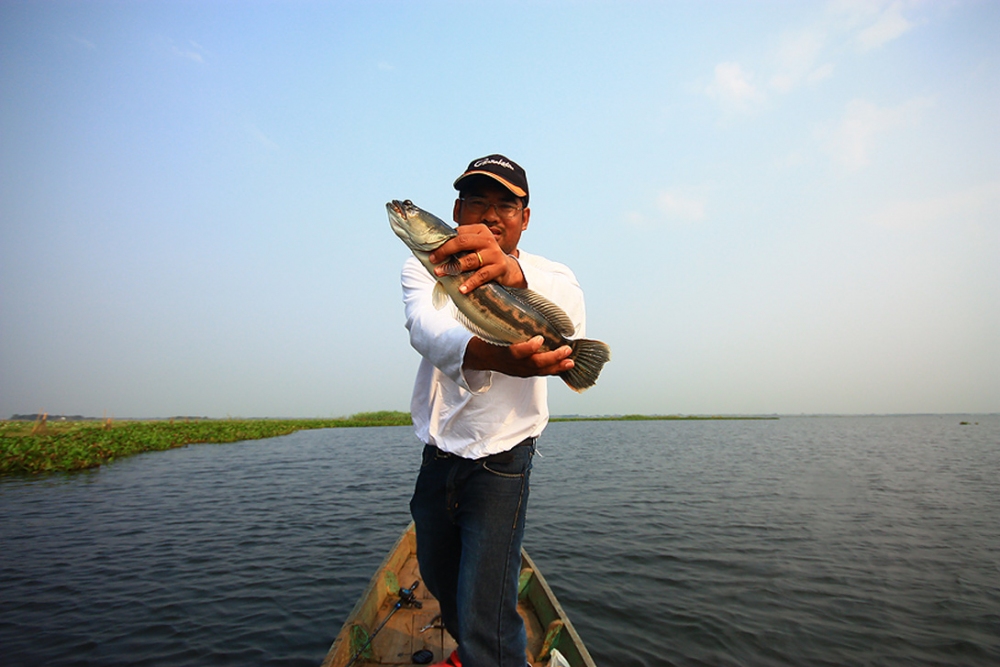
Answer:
[
  {"left": 508, "top": 336, "right": 545, "bottom": 359},
  {"left": 533, "top": 349, "right": 575, "bottom": 375},
  {"left": 534, "top": 346, "right": 573, "bottom": 367},
  {"left": 459, "top": 267, "right": 499, "bottom": 293},
  {"left": 429, "top": 224, "right": 497, "bottom": 264}
]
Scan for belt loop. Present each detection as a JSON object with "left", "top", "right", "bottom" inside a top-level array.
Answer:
[{"left": 428, "top": 443, "right": 452, "bottom": 459}]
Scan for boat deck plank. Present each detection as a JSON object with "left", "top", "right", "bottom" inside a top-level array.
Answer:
[
  {"left": 321, "top": 524, "right": 596, "bottom": 667},
  {"left": 360, "top": 564, "right": 548, "bottom": 665}
]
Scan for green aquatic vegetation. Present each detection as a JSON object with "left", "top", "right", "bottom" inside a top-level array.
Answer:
[
  {"left": 1, "top": 411, "right": 774, "bottom": 475},
  {"left": 0, "top": 412, "right": 413, "bottom": 475}
]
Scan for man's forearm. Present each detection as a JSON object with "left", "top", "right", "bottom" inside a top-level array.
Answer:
[
  {"left": 463, "top": 337, "right": 501, "bottom": 372},
  {"left": 463, "top": 336, "right": 574, "bottom": 377}
]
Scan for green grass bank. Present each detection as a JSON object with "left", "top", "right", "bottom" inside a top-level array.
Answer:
[
  {"left": 0, "top": 411, "right": 412, "bottom": 475},
  {"left": 1, "top": 412, "right": 776, "bottom": 475}
]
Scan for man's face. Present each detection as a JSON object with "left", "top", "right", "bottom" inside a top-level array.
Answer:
[{"left": 453, "top": 178, "right": 530, "bottom": 256}]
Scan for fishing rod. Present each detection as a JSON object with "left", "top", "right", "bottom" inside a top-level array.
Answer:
[{"left": 345, "top": 580, "right": 422, "bottom": 667}]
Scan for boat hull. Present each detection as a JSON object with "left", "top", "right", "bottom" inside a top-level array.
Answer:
[{"left": 320, "top": 523, "right": 596, "bottom": 667}]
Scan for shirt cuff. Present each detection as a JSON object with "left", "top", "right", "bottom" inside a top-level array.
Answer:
[
  {"left": 458, "top": 335, "right": 493, "bottom": 393},
  {"left": 461, "top": 368, "right": 493, "bottom": 394}
]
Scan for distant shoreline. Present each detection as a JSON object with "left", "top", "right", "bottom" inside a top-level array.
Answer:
[
  {"left": 551, "top": 414, "right": 778, "bottom": 421},
  {"left": 6, "top": 413, "right": 993, "bottom": 476},
  {"left": 2, "top": 412, "right": 775, "bottom": 475},
  {"left": 7, "top": 413, "right": 779, "bottom": 423},
  {"left": 1, "top": 412, "right": 412, "bottom": 475}
]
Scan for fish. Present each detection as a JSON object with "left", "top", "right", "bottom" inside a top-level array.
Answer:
[{"left": 388, "top": 199, "right": 610, "bottom": 392}]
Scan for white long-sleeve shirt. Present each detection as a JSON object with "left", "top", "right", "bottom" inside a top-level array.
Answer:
[{"left": 401, "top": 251, "right": 586, "bottom": 459}]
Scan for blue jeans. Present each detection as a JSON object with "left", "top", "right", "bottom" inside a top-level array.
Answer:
[{"left": 410, "top": 440, "right": 535, "bottom": 667}]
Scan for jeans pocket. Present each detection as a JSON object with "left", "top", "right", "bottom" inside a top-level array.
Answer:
[
  {"left": 419, "top": 445, "right": 437, "bottom": 469},
  {"left": 481, "top": 447, "right": 533, "bottom": 478}
]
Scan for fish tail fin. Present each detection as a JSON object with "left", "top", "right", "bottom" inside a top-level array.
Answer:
[{"left": 560, "top": 338, "right": 612, "bottom": 392}]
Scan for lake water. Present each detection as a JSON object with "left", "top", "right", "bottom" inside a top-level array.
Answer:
[{"left": 1, "top": 416, "right": 998, "bottom": 666}]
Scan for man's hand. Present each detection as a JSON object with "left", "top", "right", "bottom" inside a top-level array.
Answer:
[
  {"left": 428, "top": 224, "right": 526, "bottom": 293},
  {"left": 464, "top": 336, "right": 574, "bottom": 377}
]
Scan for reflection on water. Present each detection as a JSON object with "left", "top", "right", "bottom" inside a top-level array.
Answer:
[{"left": 1, "top": 416, "right": 999, "bottom": 666}]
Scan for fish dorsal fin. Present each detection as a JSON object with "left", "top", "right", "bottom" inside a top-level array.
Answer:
[
  {"left": 505, "top": 287, "right": 577, "bottom": 338},
  {"left": 432, "top": 282, "right": 450, "bottom": 310}
]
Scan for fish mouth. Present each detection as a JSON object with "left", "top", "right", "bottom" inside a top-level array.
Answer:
[
  {"left": 387, "top": 200, "right": 410, "bottom": 240},
  {"left": 389, "top": 200, "right": 408, "bottom": 219},
  {"left": 387, "top": 199, "right": 450, "bottom": 252}
]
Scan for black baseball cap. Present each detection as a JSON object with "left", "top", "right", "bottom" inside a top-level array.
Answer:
[{"left": 453, "top": 154, "right": 529, "bottom": 205}]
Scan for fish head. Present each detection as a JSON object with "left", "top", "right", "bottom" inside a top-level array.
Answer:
[{"left": 387, "top": 200, "right": 456, "bottom": 252}]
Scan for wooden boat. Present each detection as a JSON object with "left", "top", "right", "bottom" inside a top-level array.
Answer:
[{"left": 321, "top": 523, "right": 596, "bottom": 667}]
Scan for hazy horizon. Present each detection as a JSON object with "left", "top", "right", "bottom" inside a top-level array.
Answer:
[
  {"left": 2, "top": 1, "right": 998, "bottom": 419},
  {"left": 6, "top": 411, "right": 999, "bottom": 423}
]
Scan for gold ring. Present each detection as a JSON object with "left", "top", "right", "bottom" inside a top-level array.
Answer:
[{"left": 475, "top": 251, "right": 484, "bottom": 267}]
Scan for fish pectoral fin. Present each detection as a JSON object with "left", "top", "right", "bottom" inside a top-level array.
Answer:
[
  {"left": 505, "top": 287, "right": 577, "bottom": 338},
  {"left": 438, "top": 256, "right": 463, "bottom": 276},
  {"left": 432, "top": 282, "right": 451, "bottom": 310}
]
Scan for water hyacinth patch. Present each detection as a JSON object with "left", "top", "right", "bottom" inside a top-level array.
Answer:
[{"left": 0, "top": 412, "right": 413, "bottom": 475}]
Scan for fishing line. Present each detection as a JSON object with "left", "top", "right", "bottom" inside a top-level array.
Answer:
[{"left": 345, "top": 580, "right": 422, "bottom": 667}]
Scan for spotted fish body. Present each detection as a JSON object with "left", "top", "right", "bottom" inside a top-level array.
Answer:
[{"left": 388, "top": 199, "right": 610, "bottom": 392}]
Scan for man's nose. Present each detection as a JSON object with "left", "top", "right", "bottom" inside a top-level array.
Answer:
[{"left": 481, "top": 203, "right": 502, "bottom": 221}]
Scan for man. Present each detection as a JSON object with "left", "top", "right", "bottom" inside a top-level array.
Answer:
[{"left": 401, "top": 155, "right": 588, "bottom": 667}]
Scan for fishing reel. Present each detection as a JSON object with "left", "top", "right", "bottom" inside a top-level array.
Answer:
[
  {"left": 345, "top": 579, "right": 424, "bottom": 667},
  {"left": 398, "top": 580, "right": 422, "bottom": 609}
]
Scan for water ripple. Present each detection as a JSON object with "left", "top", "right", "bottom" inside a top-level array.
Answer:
[{"left": 2, "top": 417, "right": 999, "bottom": 666}]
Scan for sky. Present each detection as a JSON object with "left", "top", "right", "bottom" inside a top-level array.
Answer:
[{"left": 1, "top": 0, "right": 998, "bottom": 419}]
